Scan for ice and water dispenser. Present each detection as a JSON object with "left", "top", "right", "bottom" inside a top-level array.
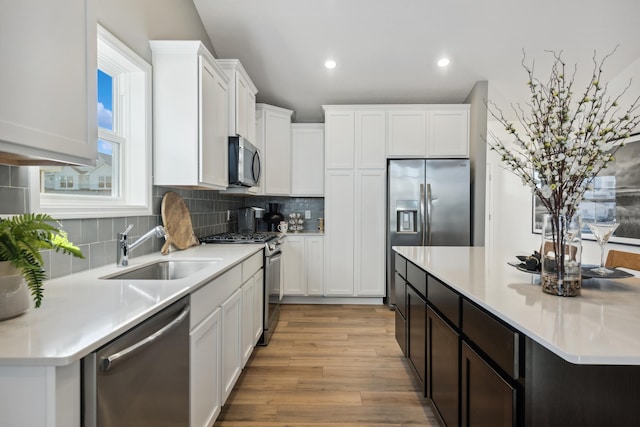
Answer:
[{"left": 396, "top": 200, "right": 418, "bottom": 233}]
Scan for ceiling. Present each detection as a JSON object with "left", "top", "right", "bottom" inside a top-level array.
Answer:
[{"left": 193, "top": 0, "right": 640, "bottom": 123}]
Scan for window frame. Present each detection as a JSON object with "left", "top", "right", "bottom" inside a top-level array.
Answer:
[{"left": 29, "top": 24, "right": 152, "bottom": 219}]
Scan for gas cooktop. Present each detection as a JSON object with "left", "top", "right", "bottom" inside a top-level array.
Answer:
[{"left": 199, "top": 232, "right": 277, "bottom": 244}]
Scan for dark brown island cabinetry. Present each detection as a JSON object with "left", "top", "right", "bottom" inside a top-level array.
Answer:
[
  {"left": 394, "top": 253, "right": 640, "bottom": 427},
  {"left": 396, "top": 257, "right": 521, "bottom": 427}
]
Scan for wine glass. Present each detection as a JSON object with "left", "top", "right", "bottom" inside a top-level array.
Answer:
[{"left": 587, "top": 222, "right": 620, "bottom": 275}]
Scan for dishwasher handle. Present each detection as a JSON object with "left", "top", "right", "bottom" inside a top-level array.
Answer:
[{"left": 100, "top": 305, "right": 190, "bottom": 372}]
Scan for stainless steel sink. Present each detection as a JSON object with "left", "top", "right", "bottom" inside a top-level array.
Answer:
[{"left": 101, "top": 260, "right": 222, "bottom": 280}]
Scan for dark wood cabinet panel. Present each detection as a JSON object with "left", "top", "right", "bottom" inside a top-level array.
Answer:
[
  {"left": 407, "top": 261, "right": 427, "bottom": 297},
  {"left": 395, "top": 253, "right": 407, "bottom": 279},
  {"left": 462, "top": 300, "right": 519, "bottom": 379},
  {"left": 395, "top": 273, "right": 407, "bottom": 318},
  {"left": 428, "top": 275, "right": 460, "bottom": 327},
  {"left": 395, "top": 309, "right": 407, "bottom": 356},
  {"left": 461, "top": 342, "right": 515, "bottom": 427},
  {"left": 408, "top": 284, "right": 427, "bottom": 391},
  {"left": 428, "top": 307, "right": 459, "bottom": 427},
  {"left": 525, "top": 337, "right": 640, "bottom": 427}
]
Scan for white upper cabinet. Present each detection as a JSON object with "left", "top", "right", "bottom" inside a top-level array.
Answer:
[
  {"left": 324, "top": 109, "right": 355, "bottom": 169},
  {"left": 355, "top": 110, "right": 386, "bottom": 169},
  {"left": 427, "top": 107, "right": 470, "bottom": 157},
  {"left": 150, "top": 41, "right": 229, "bottom": 190},
  {"left": 387, "top": 109, "right": 427, "bottom": 157},
  {"left": 256, "top": 104, "right": 293, "bottom": 196},
  {"left": 387, "top": 105, "right": 470, "bottom": 158},
  {"left": 0, "top": 0, "right": 98, "bottom": 166},
  {"left": 291, "top": 124, "right": 324, "bottom": 196},
  {"left": 217, "top": 59, "right": 258, "bottom": 143}
]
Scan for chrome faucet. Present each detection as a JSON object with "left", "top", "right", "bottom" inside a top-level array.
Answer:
[{"left": 117, "top": 224, "right": 167, "bottom": 267}]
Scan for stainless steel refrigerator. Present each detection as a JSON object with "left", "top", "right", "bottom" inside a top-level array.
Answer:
[{"left": 386, "top": 159, "right": 470, "bottom": 307}]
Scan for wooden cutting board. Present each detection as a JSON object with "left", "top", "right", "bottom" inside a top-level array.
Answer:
[{"left": 160, "top": 191, "right": 199, "bottom": 254}]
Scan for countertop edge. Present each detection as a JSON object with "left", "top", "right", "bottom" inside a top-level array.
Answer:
[{"left": 0, "top": 245, "right": 263, "bottom": 367}]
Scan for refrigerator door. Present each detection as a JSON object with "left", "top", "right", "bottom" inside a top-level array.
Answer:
[
  {"left": 425, "top": 159, "right": 470, "bottom": 246},
  {"left": 387, "top": 159, "right": 425, "bottom": 307}
]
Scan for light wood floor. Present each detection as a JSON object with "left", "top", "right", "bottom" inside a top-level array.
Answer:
[{"left": 214, "top": 304, "right": 439, "bottom": 427}]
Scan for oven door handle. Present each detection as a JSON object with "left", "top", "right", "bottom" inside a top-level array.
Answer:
[{"left": 99, "top": 305, "right": 190, "bottom": 372}]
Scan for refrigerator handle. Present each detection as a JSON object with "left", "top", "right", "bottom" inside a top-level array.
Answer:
[
  {"left": 419, "top": 184, "right": 426, "bottom": 246},
  {"left": 426, "top": 183, "right": 433, "bottom": 246}
]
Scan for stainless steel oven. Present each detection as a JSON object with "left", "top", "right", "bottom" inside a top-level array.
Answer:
[{"left": 261, "top": 237, "right": 283, "bottom": 345}]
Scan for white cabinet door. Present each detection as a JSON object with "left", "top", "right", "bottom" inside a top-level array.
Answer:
[
  {"left": 355, "top": 170, "right": 386, "bottom": 296},
  {"left": 427, "top": 108, "right": 470, "bottom": 158},
  {"left": 291, "top": 124, "right": 325, "bottom": 196},
  {"left": 387, "top": 110, "right": 427, "bottom": 157},
  {"left": 199, "top": 57, "right": 228, "bottom": 188},
  {"left": 0, "top": 0, "right": 97, "bottom": 165},
  {"left": 324, "top": 110, "right": 355, "bottom": 169},
  {"left": 217, "top": 59, "right": 258, "bottom": 143},
  {"left": 221, "top": 288, "right": 242, "bottom": 403},
  {"left": 324, "top": 170, "right": 355, "bottom": 296},
  {"left": 306, "top": 236, "right": 324, "bottom": 296},
  {"left": 356, "top": 110, "right": 386, "bottom": 169},
  {"left": 283, "top": 236, "right": 305, "bottom": 295},
  {"left": 241, "top": 276, "right": 255, "bottom": 367},
  {"left": 253, "top": 270, "right": 264, "bottom": 346},
  {"left": 263, "top": 106, "right": 293, "bottom": 195},
  {"left": 190, "top": 307, "right": 222, "bottom": 427},
  {"left": 151, "top": 41, "right": 228, "bottom": 189},
  {"left": 246, "top": 88, "right": 257, "bottom": 143}
]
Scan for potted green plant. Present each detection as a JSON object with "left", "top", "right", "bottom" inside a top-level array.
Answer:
[{"left": 0, "top": 213, "right": 83, "bottom": 316}]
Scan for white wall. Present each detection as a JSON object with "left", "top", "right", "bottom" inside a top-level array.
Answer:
[{"left": 97, "top": 0, "right": 215, "bottom": 63}]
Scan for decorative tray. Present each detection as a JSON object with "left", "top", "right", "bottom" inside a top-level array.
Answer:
[{"left": 507, "top": 261, "right": 634, "bottom": 279}]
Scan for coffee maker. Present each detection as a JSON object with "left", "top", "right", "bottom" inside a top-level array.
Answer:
[
  {"left": 237, "top": 207, "right": 264, "bottom": 234},
  {"left": 263, "top": 203, "right": 284, "bottom": 232}
]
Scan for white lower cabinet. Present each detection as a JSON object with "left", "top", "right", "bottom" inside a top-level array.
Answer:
[
  {"left": 324, "top": 169, "right": 385, "bottom": 297},
  {"left": 190, "top": 307, "right": 222, "bottom": 427},
  {"left": 241, "top": 275, "right": 255, "bottom": 367},
  {"left": 253, "top": 270, "right": 264, "bottom": 346},
  {"left": 324, "top": 170, "right": 356, "bottom": 296},
  {"left": 188, "top": 251, "right": 263, "bottom": 427},
  {"left": 283, "top": 235, "right": 324, "bottom": 296},
  {"left": 221, "top": 288, "right": 242, "bottom": 403}
]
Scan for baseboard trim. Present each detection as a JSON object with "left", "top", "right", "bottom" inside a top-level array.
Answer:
[{"left": 281, "top": 296, "right": 384, "bottom": 305}]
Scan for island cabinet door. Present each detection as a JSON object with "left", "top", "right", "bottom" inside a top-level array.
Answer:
[
  {"left": 407, "top": 284, "right": 427, "bottom": 390},
  {"left": 461, "top": 342, "right": 516, "bottom": 427},
  {"left": 427, "top": 306, "right": 460, "bottom": 427}
]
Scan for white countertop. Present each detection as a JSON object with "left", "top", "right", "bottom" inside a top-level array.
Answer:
[
  {"left": 0, "top": 244, "right": 263, "bottom": 367},
  {"left": 393, "top": 246, "right": 640, "bottom": 365}
]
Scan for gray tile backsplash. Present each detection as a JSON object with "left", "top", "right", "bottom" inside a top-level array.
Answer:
[{"left": 2, "top": 168, "right": 323, "bottom": 279}]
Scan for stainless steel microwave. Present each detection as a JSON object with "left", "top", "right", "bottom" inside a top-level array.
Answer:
[{"left": 228, "top": 136, "right": 261, "bottom": 187}]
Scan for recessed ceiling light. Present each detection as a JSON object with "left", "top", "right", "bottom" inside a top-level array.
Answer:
[
  {"left": 325, "top": 59, "right": 337, "bottom": 69},
  {"left": 437, "top": 58, "right": 450, "bottom": 67}
]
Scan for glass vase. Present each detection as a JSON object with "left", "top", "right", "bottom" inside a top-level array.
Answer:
[{"left": 541, "top": 214, "right": 582, "bottom": 297}]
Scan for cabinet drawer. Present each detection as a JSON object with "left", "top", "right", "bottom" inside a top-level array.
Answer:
[
  {"left": 191, "top": 265, "right": 242, "bottom": 329},
  {"left": 406, "top": 262, "right": 426, "bottom": 298},
  {"left": 427, "top": 275, "right": 460, "bottom": 328},
  {"left": 462, "top": 299, "right": 519, "bottom": 380},
  {"left": 242, "top": 251, "right": 263, "bottom": 283},
  {"left": 394, "top": 272, "right": 407, "bottom": 317},
  {"left": 395, "top": 253, "right": 407, "bottom": 278}
]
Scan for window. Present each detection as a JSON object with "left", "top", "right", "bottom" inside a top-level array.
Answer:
[{"left": 30, "top": 25, "right": 152, "bottom": 218}]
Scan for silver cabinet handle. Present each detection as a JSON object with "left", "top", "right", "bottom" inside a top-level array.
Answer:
[
  {"left": 100, "top": 305, "right": 190, "bottom": 372},
  {"left": 426, "top": 183, "right": 432, "bottom": 246},
  {"left": 419, "top": 184, "right": 426, "bottom": 246}
]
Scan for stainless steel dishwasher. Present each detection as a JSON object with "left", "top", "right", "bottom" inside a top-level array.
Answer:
[{"left": 82, "top": 296, "right": 190, "bottom": 427}]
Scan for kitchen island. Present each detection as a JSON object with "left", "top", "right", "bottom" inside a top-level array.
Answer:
[
  {"left": 0, "top": 243, "right": 264, "bottom": 427},
  {"left": 394, "top": 245, "right": 640, "bottom": 427}
]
